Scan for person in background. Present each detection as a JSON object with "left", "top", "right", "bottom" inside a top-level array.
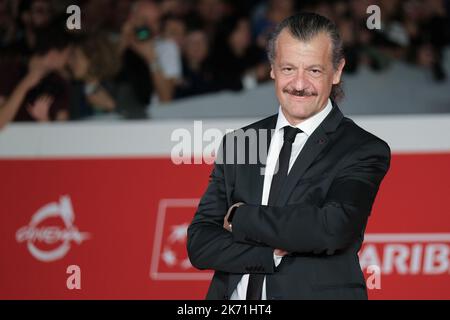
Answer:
[
  {"left": 403, "top": 0, "right": 449, "bottom": 81},
  {"left": 76, "top": 0, "right": 113, "bottom": 34},
  {"left": 161, "top": 14, "right": 186, "bottom": 50},
  {"left": 175, "top": 28, "right": 216, "bottom": 99},
  {"left": 68, "top": 33, "right": 120, "bottom": 119},
  {"left": 0, "top": 21, "right": 71, "bottom": 129},
  {"left": 116, "top": 0, "right": 181, "bottom": 114},
  {"left": 251, "top": 0, "right": 296, "bottom": 56},
  {"left": 159, "top": 0, "right": 192, "bottom": 18},
  {"left": 0, "top": 0, "right": 17, "bottom": 49},
  {"left": 193, "top": 0, "right": 228, "bottom": 39},
  {"left": 210, "top": 15, "right": 269, "bottom": 92},
  {"left": 8, "top": 0, "right": 53, "bottom": 58}
]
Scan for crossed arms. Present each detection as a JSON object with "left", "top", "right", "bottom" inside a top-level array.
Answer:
[{"left": 187, "top": 135, "right": 390, "bottom": 274}]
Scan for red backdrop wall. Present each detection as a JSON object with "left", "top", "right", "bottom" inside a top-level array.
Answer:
[{"left": 1, "top": 153, "right": 449, "bottom": 299}]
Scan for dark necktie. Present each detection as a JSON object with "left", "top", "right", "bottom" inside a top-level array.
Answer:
[{"left": 246, "top": 125, "right": 302, "bottom": 300}]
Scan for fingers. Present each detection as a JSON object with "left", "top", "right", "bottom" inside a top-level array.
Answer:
[
  {"left": 223, "top": 217, "right": 231, "bottom": 232},
  {"left": 33, "top": 94, "right": 54, "bottom": 106},
  {"left": 27, "top": 94, "right": 54, "bottom": 121},
  {"left": 39, "top": 94, "right": 54, "bottom": 105}
]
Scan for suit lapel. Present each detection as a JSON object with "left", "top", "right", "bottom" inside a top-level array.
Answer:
[
  {"left": 247, "top": 116, "right": 276, "bottom": 205},
  {"left": 275, "top": 103, "right": 344, "bottom": 206},
  {"left": 275, "top": 126, "right": 329, "bottom": 205}
]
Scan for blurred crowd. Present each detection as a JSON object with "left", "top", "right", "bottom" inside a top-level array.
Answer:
[{"left": 0, "top": 0, "right": 449, "bottom": 127}]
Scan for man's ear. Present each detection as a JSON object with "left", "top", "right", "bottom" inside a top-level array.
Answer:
[
  {"left": 270, "top": 66, "right": 275, "bottom": 80},
  {"left": 332, "top": 58, "right": 345, "bottom": 85}
]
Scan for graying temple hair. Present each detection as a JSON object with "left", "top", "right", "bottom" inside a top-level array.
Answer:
[{"left": 267, "top": 12, "right": 345, "bottom": 102}]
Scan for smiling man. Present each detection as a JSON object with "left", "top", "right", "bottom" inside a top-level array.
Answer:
[
  {"left": 187, "top": 12, "right": 391, "bottom": 300},
  {"left": 270, "top": 28, "right": 345, "bottom": 124}
]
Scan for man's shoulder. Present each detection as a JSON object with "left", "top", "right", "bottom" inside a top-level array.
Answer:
[{"left": 338, "top": 116, "right": 391, "bottom": 155}]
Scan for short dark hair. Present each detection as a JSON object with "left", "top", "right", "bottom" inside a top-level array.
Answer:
[
  {"left": 34, "top": 16, "right": 72, "bottom": 55},
  {"left": 267, "top": 12, "right": 345, "bottom": 101}
]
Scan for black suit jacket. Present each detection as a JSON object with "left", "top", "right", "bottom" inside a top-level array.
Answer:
[{"left": 187, "top": 103, "right": 391, "bottom": 300}]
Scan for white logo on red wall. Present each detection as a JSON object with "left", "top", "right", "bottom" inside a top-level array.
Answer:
[
  {"left": 150, "top": 198, "right": 212, "bottom": 280},
  {"left": 360, "top": 233, "right": 450, "bottom": 275},
  {"left": 161, "top": 222, "right": 192, "bottom": 269},
  {"left": 149, "top": 199, "right": 450, "bottom": 281},
  {"left": 15, "top": 195, "right": 90, "bottom": 262}
]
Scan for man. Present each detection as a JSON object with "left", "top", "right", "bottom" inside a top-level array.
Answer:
[
  {"left": 187, "top": 13, "right": 391, "bottom": 300},
  {"left": 8, "top": 0, "right": 53, "bottom": 57},
  {"left": 117, "top": 0, "right": 181, "bottom": 116}
]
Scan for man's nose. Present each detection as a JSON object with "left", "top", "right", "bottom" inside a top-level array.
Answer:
[{"left": 291, "top": 70, "right": 309, "bottom": 91}]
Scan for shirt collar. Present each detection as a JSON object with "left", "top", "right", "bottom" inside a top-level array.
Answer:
[{"left": 275, "top": 99, "right": 333, "bottom": 137}]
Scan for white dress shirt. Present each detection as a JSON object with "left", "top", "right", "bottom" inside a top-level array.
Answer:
[{"left": 230, "top": 99, "right": 333, "bottom": 300}]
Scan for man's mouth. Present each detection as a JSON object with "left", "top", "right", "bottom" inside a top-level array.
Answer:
[{"left": 283, "top": 88, "right": 318, "bottom": 98}]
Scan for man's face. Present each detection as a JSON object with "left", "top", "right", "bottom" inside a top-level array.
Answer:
[
  {"left": 270, "top": 29, "right": 345, "bottom": 125},
  {"left": 131, "top": 1, "right": 160, "bottom": 33},
  {"left": 46, "top": 47, "right": 71, "bottom": 71},
  {"left": 30, "top": 0, "right": 51, "bottom": 28},
  {"left": 184, "top": 31, "right": 208, "bottom": 63}
]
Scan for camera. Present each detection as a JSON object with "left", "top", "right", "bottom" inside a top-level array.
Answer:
[{"left": 134, "top": 26, "right": 152, "bottom": 41}]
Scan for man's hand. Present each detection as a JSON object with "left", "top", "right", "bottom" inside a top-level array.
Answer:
[
  {"left": 23, "top": 55, "right": 50, "bottom": 89},
  {"left": 24, "top": 50, "right": 69, "bottom": 89},
  {"left": 118, "top": 19, "right": 134, "bottom": 53},
  {"left": 130, "top": 39, "right": 157, "bottom": 64},
  {"left": 27, "top": 94, "right": 53, "bottom": 122},
  {"left": 223, "top": 202, "right": 245, "bottom": 232},
  {"left": 118, "top": 19, "right": 157, "bottom": 63}
]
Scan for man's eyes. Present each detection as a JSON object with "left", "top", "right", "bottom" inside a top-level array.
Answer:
[{"left": 280, "top": 67, "right": 323, "bottom": 75}]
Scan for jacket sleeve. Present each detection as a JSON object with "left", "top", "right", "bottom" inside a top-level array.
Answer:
[
  {"left": 231, "top": 138, "right": 391, "bottom": 254},
  {"left": 187, "top": 134, "right": 275, "bottom": 274}
]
